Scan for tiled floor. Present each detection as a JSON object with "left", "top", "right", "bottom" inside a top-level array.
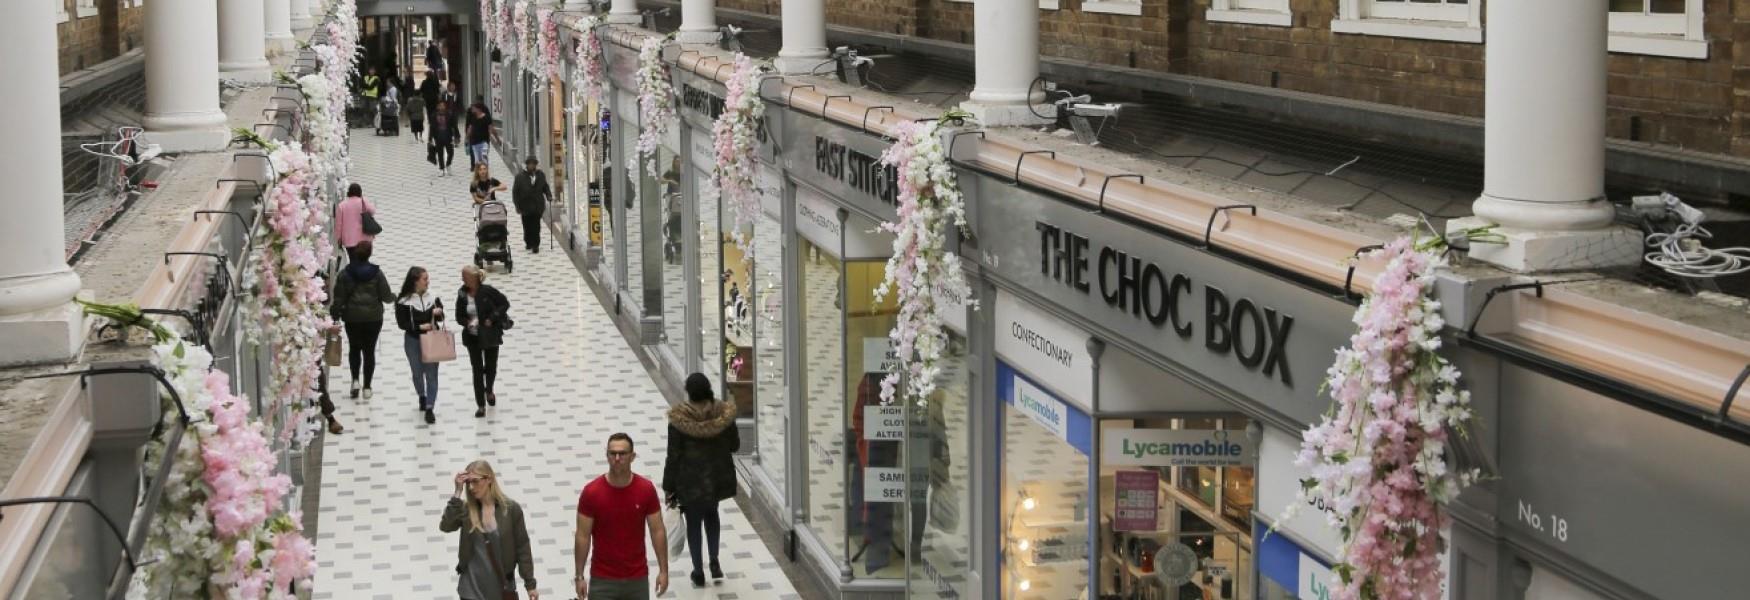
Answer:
[{"left": 313, "top": 130, "right": 798, "bottom": 600}]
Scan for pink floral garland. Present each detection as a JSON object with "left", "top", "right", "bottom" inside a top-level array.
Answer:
[
  {"left": 537, "top": 9, "right": 561, "bottom": 82},
  {"left": 1292, "top": 235, "right": 1479, "bottom": 600},
  {"left": 635, "top": 37, "right": 676, "bottom": 176},
  {"left": 711, "top": 54, "right": 764, "bottom": 254},
  {"left": 874, "top": 118, "right": 975, "bottom": 407},
  {"left": 567, "top": 17, "right": 606, "bottom": 113},
  {"left": 499, "top": 0, "right": 519, "bottom": 62},
  {"left": 255, "top": 143, "right": 335, "bottom": 443},
  {"left": 480, "top": 0, "right": 497, "bottom": 48}
]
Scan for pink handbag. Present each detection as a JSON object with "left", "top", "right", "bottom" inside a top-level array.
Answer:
[{"left": 419, "top": 322, "right": 457, "bottom": 363}]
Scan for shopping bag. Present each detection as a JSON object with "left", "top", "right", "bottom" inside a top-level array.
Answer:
[
  {"left": 324, "top": 330, "right": 343, "bottom": 366},
  {"left": 663, "top": 506, "right": 686, "bottom": 560},
  {"left": 419, "top": 326, "right": 457, "bottom": 363}
]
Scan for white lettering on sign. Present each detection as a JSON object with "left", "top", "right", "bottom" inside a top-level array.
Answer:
[
  {"left": 1101, "top": 428, "right": 1256, "bottom": 468},
  {"left": 1013, "top": 377, "right": 1069, "bottom": 442},
  {"left": 865, "top": 405, "right": 905, "bottom": 440},
  {"left": 1516, "top": 499, "right": 1571, "bottom": 544},
  {"left": 995, "top": 290, "right": 1093, "bottom": 407},
  {"left": 865, "top": 467, "right": 906, "bottom": 503}
]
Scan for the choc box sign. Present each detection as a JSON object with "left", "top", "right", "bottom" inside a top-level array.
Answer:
[
  {"left": 813, "top": 136, "right": 900, "bottom": 207},
  {"left": 1035, "top": 221, "right": 1295, "bottom": 386},
  {"left": 681, "top": 83, "right": 727, "bottom": 120}
]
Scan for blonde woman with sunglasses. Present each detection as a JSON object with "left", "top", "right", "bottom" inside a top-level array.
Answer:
[{"left": 441, "top": 460, "right": 538, "bottom": 600}]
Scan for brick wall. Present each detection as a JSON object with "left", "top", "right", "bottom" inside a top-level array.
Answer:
[
  {"left": 57, "top": 0, "right": 144, "bottom": 76},
  {"left": 915, "top": 0, "right": 1174, "bottom": 72}
]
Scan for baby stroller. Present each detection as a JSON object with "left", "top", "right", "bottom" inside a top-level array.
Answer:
[
  {"left": 376, "top": 96, "right": 400, "bottom": 136},
  {"left": 475, "top": 201, "right": 513, "bottom": 272}
]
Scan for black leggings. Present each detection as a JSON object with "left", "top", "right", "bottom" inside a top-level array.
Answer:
[
  {"left": 682, "top": 501, "right": 721, "bottom": 573},
  {"left": 466, "top": 343, "right": 498, "bottom": 407},
  {"left": 344, "top": 320, "right": 383, "bottom": 387},
  {"left": 432, "top": 142, "right": 455, "bottom": 170}
]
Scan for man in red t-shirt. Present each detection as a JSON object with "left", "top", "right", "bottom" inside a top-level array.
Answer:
[{"left": 575, "top": 432, "right": 669, "bottom": 599}]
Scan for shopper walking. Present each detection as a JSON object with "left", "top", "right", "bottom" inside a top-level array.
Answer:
[
  {"left": 661, "top": 374, "right": 740, "bottom": 588},
  {"left": 441, "top": 460, "right": 539, "bottom": 600},
  {"left": 429, "top": 101, "right": 458, "bottom": 176},
  {"left": 335, "top": 183, "right": 379, "bottom": 251},
  {"left": 511, "top": 157, "right": 552, "bottom": 253},
  {"left": 330, "top": 242, "right": 394, "bottom": 400},
  {"left": 456, "top": 265, "right": 510, "bottom": 418},
  {"left": 406, "top": 93, "right": 426, "bottom": 141},
  {"left": 466, "top": 104, "right": 493, "bottom": 170},
  {"left": 395, "top": 266, "right": 446, "bottom": 424},
  {"left": 426, "top": 39, "right": 447, "bottom": 83},
  {"left": 420, "top": 75, "right": 442, "bottom": 123},
  {"left": 471, "top": 163, "right": 507, "bottom": 205},
  {"left": 574, "top": 433, "right": 670, "bottom": 600}
]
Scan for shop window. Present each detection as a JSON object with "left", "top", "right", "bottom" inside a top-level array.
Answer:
[
  {"left": 76, "top": 0, "right": 96, "bottom": 19},
  {"left": 906, "top": 332, "right": 972, "bottom": 599},
  {"left": 1001, "top": 368, "right": 1090, "bottom": 599},
  {"left": 750, "top": 199, "right": 786, "bottom": 490},
  {"left": 1609, "top": 0, "right": 1706, "bottom": 59},
  {"left": 1333, "top": 0, "right": 1482, "bottom": 44},
  {"left": 698, "top": 172, "right": 725, "bottom": 396},
  {"left": 1208, "top": 0, "right": 1291, "bottom": 27},
  {"left": 621, "top": 133, "right": 645, "bottom": 311},
  {"left": 1098, "top": 418, "right": 1254, "bottom": 600},
  {"left": 800, "top": 234, "right": 849, "bottom": 568},
  {"left": 658, "top": 147, "right": 686, "bottom": 360},
  {"left": 945, "top": 0, "right": 1063, "bottom": 11}
]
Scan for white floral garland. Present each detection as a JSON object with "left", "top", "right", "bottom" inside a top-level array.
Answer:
[
  {"left": 567, "top": 16, "right": 607, "bottom": 114},
  {"left": 123, "top": 336, "right": 315, "bottom": 600},
  {"left": 635, "top": 36, "right": 676, "bottom": 177},
  {"left": 534, "top": 8, "right": 561, "bottom": 83},
  {"left": 711, "top": 54, "right": 764, "bottom": 255},
  {"left": 873, "top": 118, "right": 976, "bottom": 407}
]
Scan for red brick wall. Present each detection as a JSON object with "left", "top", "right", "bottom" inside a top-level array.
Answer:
[
  {"left": 915, "top": 0, "right": 1175, "bottom": 72},
  {"left": 57, "top": 0, "right": 145, "bottom": 76}
]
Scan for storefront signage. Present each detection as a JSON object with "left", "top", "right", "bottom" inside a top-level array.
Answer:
[
  {"left": 864, "top": 405, "right": 905, "bottom": 440},
  {"left": 489, "top": 66, "right": 505, "bottom": 118},
  {"left": 1012, "top": 377, "right": 1069, "bottom": 442},
  {"left": 994, "top": 290, "right": 1093, "bottom": 406},
  {"left": 795, "top": 186, "right": 891, "bottom": 260},
  {"left": 972, "top": 173, "right": 1357, "bottom": 426},
  {"left": 1101, "top": 428, "right": 1255, "bottom": 468},
  {"left": 1258, "top": 428, "right": 1341, "bottom": 556},
  {"left": 682, "top": 82, "right": 727, "bottom": 121},
  {"left": 864, "top": 467, "right": 907, "bottom": 502},
  {"left": 863, "top": 337, "right": 901, "bottom": 374},
  {"left": 778, "top": 110, "right": 900, "bottom": 223},
  {"left": 1297, "top": 554, "right": 1335, "bottom": 600},
  {"left": 1112, "top": 470, "right": 1159, "bottom": 532}
]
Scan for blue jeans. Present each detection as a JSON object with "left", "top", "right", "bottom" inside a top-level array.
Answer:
[
  {"left": 404, "top": 334, "right": 440, "bottom": 410},
  {"left": 467, "top": 142, "right": 488, "bottom": 167}
]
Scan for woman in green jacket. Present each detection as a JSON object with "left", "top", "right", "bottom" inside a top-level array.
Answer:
[{"left": 441, "top": 460, "right": 538, "bottom": 600}]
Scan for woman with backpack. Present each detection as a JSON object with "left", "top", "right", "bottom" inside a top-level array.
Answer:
[
  {"left": 661, "top": 374, "right": 740, "bottom": 587},
  {"left": 395, "top": 266, "right": 445, "bottom": 424},
  {"left": 330, "top": 241, "right": 395, "bottom": 401},
  {"left": 456, "top": 265, "right": 510, "bottom": 418},
  {"left": 335, "top": 183, "right": 379, "bottom": 251}
]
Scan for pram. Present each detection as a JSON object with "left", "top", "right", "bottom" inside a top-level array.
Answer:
[
  {"left": 376, "top": 96, "right": 400, "bottom": 136},
  {"left": 475, "top": 201, "right": 513, "bottom": 272}
]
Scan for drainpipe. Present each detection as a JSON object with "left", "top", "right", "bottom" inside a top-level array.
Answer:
[
  {"left": 0, "top": 0, "right": 83, "bottom": 366},
  {"left": 679, "top": 0, "right": 721, "bottom": 44},
  {"left": 1452, "top": 0, "right": 1638, "bottom": 272},
  {"left": 218, "top": 0, "right": 272, "bottom": 83},
  {"left": 607, "top": 0, "right": 641, "bottom": 25},
  {"left": 142, "top": 0, "right": 229, "bottom": 152},
  {"left": 963, "top": 0, "right": 1050, "bottom": 126},
  {"left": 775, "top": 0, "right": 828, "bottom": 75}
]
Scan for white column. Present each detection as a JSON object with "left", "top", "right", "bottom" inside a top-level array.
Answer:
[
  {"left": 142, "top": 0, "right": 230, "bottom": 152},
  {"left": 265, "top": 0, "right": 296, "bottom": 53},
  {"left": 564, "top": 0, "right": 594, "bottom": 10},
  {"left": 290, "top": 0, "right": 314, "bottom": 29},
  {"left": 1452, "top": 0, "right": 1636, "bottom": 272},
  {"left": 218, "top": 0, "right": 272, "bottom": 83},
  {"left": 606, "top": 0, "right": 641, "bottom": 24},
  {"left": 775, "top": 0, "right": 827, "bottom": 74},
  {"left": 962, "top": 0, "right": 1048, "bottom": 126},
  {"left": 0, "top": 0, "right": 84, "bottom": 366},
  {"left": 679, "top": 0, "right": 720, "bottom": 44}
]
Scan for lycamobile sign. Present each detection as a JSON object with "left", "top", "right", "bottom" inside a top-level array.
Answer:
[{"left": 1102, "top": 428, "right": 1256, "bottom": 467}]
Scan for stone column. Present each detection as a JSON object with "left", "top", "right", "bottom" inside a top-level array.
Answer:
[
  {"left": 963, "top": 0, "right": 1049, "bottom": 126},
  {"left": 142, "top": 0, "right": 230, "bottom": 152},
  {"left": 678, "top": 0, "right": 720, "bottom": 44},
  {"left": 0, "top": 0, "right": 84, "bottom": 366},
  {"left": 265, "top": 0, "right": 296, "bottom": 54},
  {"left": 218, "top": 0, "right": 272, "bottom": 83},
  {"left": 606, "top": 0, "right": 640, "bottom": 24},
  {"left": 1454, "top": 0, "right": 1636, "bottom": 272},
  {"left": 290, "top": 0, "right": 314, "bottom": 29},
  {"left": 775, "top": 0, "right": 827, "bottom": 74}
]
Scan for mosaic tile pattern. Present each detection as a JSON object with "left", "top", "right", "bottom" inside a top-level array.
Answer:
[{"left": 313, "top": 132, "right": 798, "bottom": 600}]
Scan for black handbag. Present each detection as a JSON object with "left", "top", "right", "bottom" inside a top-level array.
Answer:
[{"left": 361, "top": 210, "right": 383, "bottom": 235}]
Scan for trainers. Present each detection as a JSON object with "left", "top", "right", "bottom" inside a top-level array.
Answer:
[
  {"left": 349, "top": 379, "right": 359, "bottom": 399},
  {"left": 363, "top": 388, "right": 373, "bottom": 400},
  {"left": 710, "top": 560, "right": 723, "bottom": 581}
]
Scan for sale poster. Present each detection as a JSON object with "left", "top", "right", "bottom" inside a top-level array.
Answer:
[{"left": 1114, "top": 470, "right": 1159, "bottom": 532}]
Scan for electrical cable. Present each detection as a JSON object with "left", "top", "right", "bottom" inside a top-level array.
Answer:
[{"left": 1636, "top": 194, "right": 1750, "bottom": 279}]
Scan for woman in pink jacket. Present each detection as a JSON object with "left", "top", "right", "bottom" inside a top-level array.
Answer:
[{"left": 335, "top": 183, "right": 378, "bottom": 250}]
